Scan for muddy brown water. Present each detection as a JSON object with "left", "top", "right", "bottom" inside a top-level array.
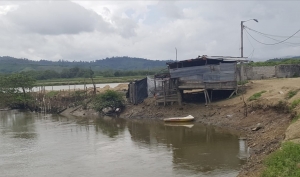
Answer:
[{"left": 0, "top": 110, "right": 247, "bottom": 177}]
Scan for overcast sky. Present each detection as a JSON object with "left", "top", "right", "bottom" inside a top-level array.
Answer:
[{"left": 0, "top": 1, "right": 299, "bottom": 62}]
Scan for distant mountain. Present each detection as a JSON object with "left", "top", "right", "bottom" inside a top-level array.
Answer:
[{"left": 0, "top": 56, "right": 173, "bottom": 74}]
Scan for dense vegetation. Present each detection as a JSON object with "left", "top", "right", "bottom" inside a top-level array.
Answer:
[
  {"left": 0, "top": 74, "right": 35, "bottom": 108},
  {"left": 0, "top": 56, "right": 167, "bottom": 82},
  {"left": 15, "top": 67, "right": 158, "bottom": 81},
  {"left": 0, "top": 56, "right": 171, "bottom": 74},
  {"left": 92, "top": 90, "right": 124, "bottom": 113}
]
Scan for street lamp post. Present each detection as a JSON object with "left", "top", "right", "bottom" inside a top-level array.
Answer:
[
  {"left": 240, "top": 19, "right": 258, "bottom": 82},
  {"left": 241, "top": 19, "right": 258, "bottom": 57},
  {"left": 175, "top": 47, "right": 177, "bottom": 62}
]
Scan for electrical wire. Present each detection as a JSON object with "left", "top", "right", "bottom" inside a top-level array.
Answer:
[
  {"left": 251, "top": 31, "right": 300, "bottom": 47},
  {"left": 244, "top": 29, "right": 255, "bottom": 58},
  {"left": 244, "top": 28, "right": 300, "bottom": 45},
  {"left": 245, "top": 26, "right": 300, "bottom": 45},
  {"left": 248, "top": 49, "right": 255, "bottom": 59},
  {"left": 245, "top": 26, "right": 300, "bottom": 38}
]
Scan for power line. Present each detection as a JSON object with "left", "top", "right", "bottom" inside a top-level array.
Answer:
[
  {"left": 245, "top": 30, "right": 255, "bottom": 48},
  {"left": 248, "top": 49, "right": 255, "bottom": 59},
  {"left": 244, "top": 29, "right": 255, "bottom": 58},
  {"left": 250, "top": 31, "right": 300, "bottom": 46},
  {"left": 245, "top": 26, "right": 300, "bottom": 45},
  {"left": 244, "top": 28, "right": 300, "bottom": 45},
  {"left": 245, "top": 26, "right": 300, "bottom": 39}
]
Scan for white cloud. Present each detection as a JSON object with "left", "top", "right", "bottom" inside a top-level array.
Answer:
[
  {"left": 0, "top": 1, "right": 299, "bottom": 61},
  {"left": 4, "top": 1, "right": 112, "bottom": 35}
]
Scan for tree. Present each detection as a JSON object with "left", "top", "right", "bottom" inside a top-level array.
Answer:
[{"left": 0, "top": 74, "right": 35, "bottom": 108}]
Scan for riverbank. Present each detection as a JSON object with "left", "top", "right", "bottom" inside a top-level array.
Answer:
[
  {"left": 67, "top": 78, "right": 300, "bottom": 176},
  {"left": 120, "top": 100, "right": 291, "bottom": 177}
]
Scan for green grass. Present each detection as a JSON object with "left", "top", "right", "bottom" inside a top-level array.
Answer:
[
  {"left": 248, "top": 91, "right": 267, "bottom": 101},
  {"left": 286, "top": 90, "right": 299, "bottom": 99},
  {"left": 291, "top": 99, "right": 300, "bottom": 109},
  {"left": 262, "top": 142, "right": 300, "bottom": 177},
  {"left": 35, "top": 75, "right": 145, "bottom": 86}
]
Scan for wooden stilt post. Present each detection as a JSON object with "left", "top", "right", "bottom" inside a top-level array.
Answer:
[
  {"left": 163, "top": 81, "right": 166, "bottom": 106},
  {"left": 206, "top": 90, "right": 211, "bottom": 103},
  {"left": 204, "top": 89, "right": 208, "bottom": 105},
  {"left": 177, "top": 89, "right": 182, "bottom": 106},
  {"left": 229, "top": 90, "right": 236, "bottom": 99}
]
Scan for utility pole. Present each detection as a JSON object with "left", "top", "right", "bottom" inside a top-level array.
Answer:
[
  {"left": 175, "top": 47, "right": 177, "bottom": 61},
  {"left": 241, "top": 19, "right": 258, "bottom": 57},
  {"left": 241, "top": 21, "right": 244, "bottom": 57},
  {"left": 240, "top": 19, "right": 258, "bottom": 82}
]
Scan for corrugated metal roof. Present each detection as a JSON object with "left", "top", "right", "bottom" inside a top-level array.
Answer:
[{"left": 167, "top": 55, "right": 248, "bottom": 65}]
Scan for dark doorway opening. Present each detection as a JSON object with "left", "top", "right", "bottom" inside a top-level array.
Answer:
[{"left": 182, "top": 90, "right": 234, "bottom": 103}]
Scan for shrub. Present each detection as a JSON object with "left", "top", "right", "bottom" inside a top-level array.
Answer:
[
  {"left": 93, "top": 90, "right": 124, "bottom": 112},
  {"left": 248, "top": 91, "right": 266, "bottom": 101},
  {"left": 262, "top": 142, "right": 300, "bottom": 177}
]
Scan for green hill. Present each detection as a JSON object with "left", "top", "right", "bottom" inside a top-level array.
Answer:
[{"left": 0, "top": 56, "right": 172, "bottom": 74}]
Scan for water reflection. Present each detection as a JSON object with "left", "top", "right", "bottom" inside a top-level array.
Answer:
[
  {"left": 0, "top": 110, "right": 37, "bottom": 139},
  {"left": 94, "top": 116, "right": 126, "bottom": 138},
  {"left": 127, "top": 120, "right": 245, "bottom": 173},
  {"left": 0, "top": 111, "right": 246, "bottom": 177},
  {"left": 238, "top": 139, "right": 250, "bottom": 160}
]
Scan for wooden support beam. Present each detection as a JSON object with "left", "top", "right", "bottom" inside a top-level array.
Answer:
[
  {"left": 177, "top": 89, "right": 182, "bottom": 106},
  {"left": 229, "top": 89, "right": 237, "bottom": 99},
  {"left": 206, "top": 90, "right": 211, "bottom": 103},
  {"left": 163, "top": 81, "right": 166, "bottom": 106},
  {"left": 204, "top": 89, "right": 208, "bottom": 105}
]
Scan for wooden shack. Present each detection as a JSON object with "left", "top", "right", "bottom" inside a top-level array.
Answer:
[{"left": 154, "top": 55, "right": 247, "bottom": 105}]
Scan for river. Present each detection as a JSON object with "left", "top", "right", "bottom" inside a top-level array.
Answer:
[{"left": 0, "top": 110, "right": 248, "bottom": 177}]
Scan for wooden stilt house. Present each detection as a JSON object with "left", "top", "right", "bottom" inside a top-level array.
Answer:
[{"left": 154, "top": 55, "right": 248, "bottom": 105}]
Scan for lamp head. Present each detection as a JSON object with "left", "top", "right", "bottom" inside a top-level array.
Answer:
[{"left": 253, "top": 19, "right": 258, "bottom": 22}]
